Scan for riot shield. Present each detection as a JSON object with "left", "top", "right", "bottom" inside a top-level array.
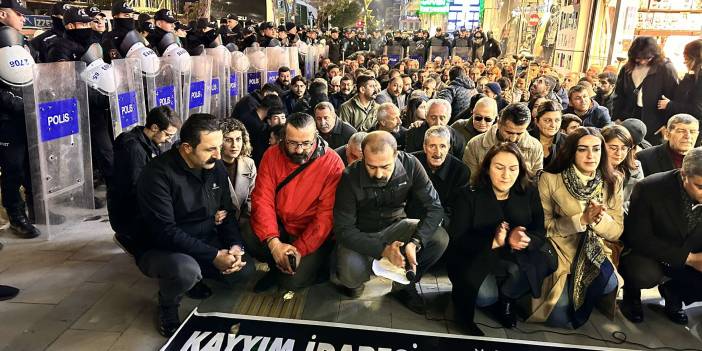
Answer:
[
  {"left": 244, "top": 47, "right": 266, "bottom": 95},
  {"left": 288, "top": 47, "right": 300, "bottom": 78},
  {"left": 229, "top": 51, "right": 250, "bottom": 116},
  {"left": 385, "top": 45, "right": 405, "bottom": 68},
  {"left": 145, "top": 57, "right": 184, "bottom": 125},
  {"left": 453, "top": 47, "right": 472, "bottom": 62},
  {"left": 304, "top": 44, "right": 325, "bottom": 80},
  {"left": 205, "top": 46, "right": 230, "bottom": 120},
  {"left": 185, "top": 55, "right": 212, "bottom": 118},
  {"left": 428, "top": 46, "right": 450, "bottom": 63},
  {"left": 22, "top": 61, "right": 94, "bottom": 239},
  {"left": 108, "top": 58, "right": 147, "bottom": 137},
  {"left": 407, "top": 42, "right": 425, "bottom": 68},
  {"left": 265, "top": 46, "right": 290, "bottom": 83}
]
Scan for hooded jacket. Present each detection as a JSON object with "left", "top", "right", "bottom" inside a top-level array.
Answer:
[{"left": 436, "top": 75, "right": 477, "bottom": 124}]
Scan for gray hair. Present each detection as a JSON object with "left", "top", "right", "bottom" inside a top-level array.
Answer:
[
  {"left": 348, "top": 131, "right": 368, "bottom": 147},
  {"left": 423, "top": 125, "right": 451, "bottom": 145},
  {"left": 376, "top": 102, "right": 400, "bottom": 124},
  {"left": 426, "top": 98, "right": 452, "bottom": 116},
  {"left": 667, "top": 113, "right": 699, "bottom": 130},
  {"left": 314, "top": 101, "right": 336, "bottom": 117},
  {"left": 473, "top": 97, "right": 498, "bottom": 116},
  {"left": 683, "top": 147, "right": 702, "bottom": 178}
]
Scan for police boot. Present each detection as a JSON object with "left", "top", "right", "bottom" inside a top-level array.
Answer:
[{"left": 8, "top": 208, "right": 41, "bottom": 239}]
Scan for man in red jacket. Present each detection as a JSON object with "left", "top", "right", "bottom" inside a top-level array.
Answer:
[{"left": 246, "top": 113, "right": 345, "bottom": 291}]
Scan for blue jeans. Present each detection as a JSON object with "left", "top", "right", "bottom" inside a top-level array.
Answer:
[
  {"left": 546, "top": 273, "right": 618, "bottom": 328},
  {"left": 476, "top": 259, "right": 530, "bottom": 307}
]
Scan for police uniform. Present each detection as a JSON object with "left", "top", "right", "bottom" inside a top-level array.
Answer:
[
  {"left": 146, "top": 9, "right": 177, "bottom": 53},
  {"left": 0, "top": 0, "right": 42, "bottom": 237},
  {"left": 221, "top": 14, "right": 241, "bottom": 46},
  {"left": 30, "top": 1, "right": 69, "bottom": 63},
  {"left": 100, "top": 1, "right": 136, "bottom": 63}
]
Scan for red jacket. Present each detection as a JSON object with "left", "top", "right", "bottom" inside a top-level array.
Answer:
[{"left": 251, "top": 143, "right": 344, "bottom": 256}]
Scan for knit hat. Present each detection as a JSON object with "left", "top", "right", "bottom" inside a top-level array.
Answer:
[
  {"left": 485, "top": 82, "right": 502, "bottom": 95},
  {"left": 621, "top": 118, "right": 648, "bottom": 147}
]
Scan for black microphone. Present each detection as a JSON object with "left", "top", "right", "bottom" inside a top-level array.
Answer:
[
  {"left": 401, "top": 242, "right": 416, "bottom": 282},
  {"left": 287, "top": 253, "right": 297, "bottom": 273}
]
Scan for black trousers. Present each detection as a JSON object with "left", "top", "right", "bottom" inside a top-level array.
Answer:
[
  {"left": 242, "top": 221, "right": 332, "bottom": 291},
  {"left": 619, "top": 251, "right": 702, "bottom": 304},
  {"left": 0, "top": 120, "right": 32, "bottom": 215},
  {"left": 88, "top": 95, "right": 114, "bottom": 186}
]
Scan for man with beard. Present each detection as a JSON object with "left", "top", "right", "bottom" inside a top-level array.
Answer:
[
  {"left": 339, "top": 75, "right": 379, "bottom": 132},
  {"left": 407, "top": 126, "right": 469, "bottom": 234},
  {"left": 375, "top": 76, "right": 407, "bottom": 110},
  {"left": 315, "top": 102, "right": 356, "bottom": 149},
  {"left": 333, "top": 131, "right": 448, "bottom": 312},
  {"left": 283, "top": 76, "right": 310, "bottom": 114},
  {"left": 528, "top": 75, "right": 561, "bottom": 110},
  {"left": 369, "top": 103, "right": 407, "bottom": 150},
  {"left": 247, "top": 113, "right": 345, "bottom": 292},
  {"left": 31, "top": 1, "right": 67, "bottom": 62},
  {"left": 101, "top": 0, "right": 136, "bottom": 63},
  {"left": 146, "top": 9, "right": 177, "bottom": 53},
  {"left": 330, "top": 75, "right": 354, "bottom": 110},
  {"left": 136, "top": 114, "right": 254, "bottom": 336},
  {"left": 406, "top": 99, "right": 466, "bottom": 159},
  {"left": 274, "top": 66, "right": 291, "bottom": 92},
  {"left": 595, "top": 72, "right": 617, "bottom": 114}
]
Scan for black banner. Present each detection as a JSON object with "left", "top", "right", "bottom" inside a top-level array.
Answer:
[{"left": 161, "top": 309, "right": 630, "bottom": 351}]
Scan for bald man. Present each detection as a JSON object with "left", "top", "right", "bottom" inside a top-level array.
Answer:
[{"left": 333, "top": 131, "right": 448, "bottom": 314}]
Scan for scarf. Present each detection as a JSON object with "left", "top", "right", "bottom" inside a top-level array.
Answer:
[{"left": 561, "top": 165, "right": 607, "bottom": 310}]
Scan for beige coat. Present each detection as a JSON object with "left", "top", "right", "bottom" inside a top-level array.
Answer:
[
  {"left": 463, "top": 124, "right": 544, "bottom": 185},
  {"left": 528, "top": 171, "right": 624, "bottom": 323},
  {"left": 227, "top": 156, "right": 257, "bottom": 220}
]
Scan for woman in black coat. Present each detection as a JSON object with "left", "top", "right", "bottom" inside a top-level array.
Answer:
[
  {"left": 529, "top": 100, "right": 567, "bottom": 168},
  {"left": 658, "top": 39, "right": 702, "bottom": 145},
  {"left": 612, "top": 36, "right": 678, "bottom": 144},
  {"left": 448, "top": 142, "right": 547, "bottom": 337}
]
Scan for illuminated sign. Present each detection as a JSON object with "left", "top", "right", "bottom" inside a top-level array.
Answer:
[{"left": 419, "top": 0, "right": 449, "bottom": 14}]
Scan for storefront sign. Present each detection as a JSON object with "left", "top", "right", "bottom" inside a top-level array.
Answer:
[{"left": 419, "top": 0, "right": 449, "bottom": 14}]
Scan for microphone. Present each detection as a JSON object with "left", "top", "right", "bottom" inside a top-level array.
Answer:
[
  {"left": 401, "top": 242, "right": 416, "bottom": 282},
  {"left": 287, "top": 253, "right": 297, "bottom": 273}
]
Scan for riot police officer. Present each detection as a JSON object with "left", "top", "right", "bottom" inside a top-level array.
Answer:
[
  {"left": 237, "top": 26, "right": 256, "bottom": 49},
  {"left": 0, "top": 0, "right": 41, "bottom": 237},
  {"left": 305, "top": 27, "right": 320, "bottom": 45},
  {"left": 87, "top": 6, "right": 106, "bottom": 40},
  {"left": 453, "top": 26, "right": 470, "bottom": 48},
  {"left": 48, "top": 6, "right": 113, "bottom": 204},
  {"left": 146, "top": 9, "right": 176, "bottom": 51},
  {"left": 101, "top": 0, "right": 137, "bottom": 63},
  {"left": 186, "top": 18, "right": 218, "bottom": 55},
  {"left": 136, "top": 13, "right": 154, "bottom": 38},
  {"left": 258, "top": 21, "right": 280, "bottom": 47},
  {"left": 221, "top": 14, "right": 241, "bottom": 46},
  {"left": 30, "top": 1, "right": 68, "bottom": 63},
  {"left": 327, "top": 27, "right": 342, "bottom": 63},
  {"left": 341, "top": 28, "right": 359, "bottom": 59}
]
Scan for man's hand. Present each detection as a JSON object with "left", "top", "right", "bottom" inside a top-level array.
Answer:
[
  {"left": 268, "top": 238, "right": 300, "bottom": 275},
  {"left": 409, "top": 120, "right": 424, "bottom": 129},
  {"left": 382, "top": 241, "right": 405, "bottom": 268},
  {"left": 222, "top": 245, "right": 247, "bottom": 274},
  {"left": 214, "top": 210, "right": 228, "bottom": 225},
  {"left": 213, "top": 249, "right": 238, "bottom": 272},
  {"left": 493, "top": 222, "right": 509, "bottom": 249},
  {"left": 507, "top": 226, "right": 531, "bottom": 250},
  {"left": 686, "top": 252, "right": 702, "bottom": 272},
  {"left": 404, "top": 242, "right": 418, "bottom": 273}
]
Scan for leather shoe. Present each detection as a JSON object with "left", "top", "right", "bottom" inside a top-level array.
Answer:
[
  {"left": 9, "top": 214, "right": 40, "bottom": 239},
  {"left": 0, "top": 285, "right": 19, "bottom": 301},
  {"left": 185, "top": 281, "right": 212, "bottom": 300},
  {"left": 620, "top": 294, "right": 644, "bottom": 323},
  {"left": 658, "top": 283, "right": 688, "bottom": 325},
  {"left": 390, "top": 283, "right": 426, "bottom": 315},
  {"left": 158, "top": 304, "right": 181, "bottom": 337}
]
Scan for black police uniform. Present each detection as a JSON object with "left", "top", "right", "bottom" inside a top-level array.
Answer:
[
  {"left": 101, "top": 2, "right": 137, "bottom": 63},
  {"left": 341, "top": 35, "right": 359, "bottom": 59},
  {"left": 327, "top": 36, "right": 342, "bottom": 63},
  {"left": 0, "top": 22, "right": 40, "bottom": 236}
]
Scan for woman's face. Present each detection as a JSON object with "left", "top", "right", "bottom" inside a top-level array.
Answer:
[
  {"left": 684, "top": 54, "right": 693, "bottom": 71},
  {"left": 223, "top": 130, "right": 243, "bottom": 160},
  {"left": 574, "top": 135, "right": 602, "bottom": 175},
  {"left": 605, "top": 137, "right": 629, "bottom": 168},
  {"left": 536, "top": 111, "right": 562, "bottom": 138},
  {"left": 489, "top": 151, "right": 520, "bottom": 195}
]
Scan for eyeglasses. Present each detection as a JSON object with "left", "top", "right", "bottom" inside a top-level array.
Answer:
[
  {"left": 473, "top": 115, "right": 494, "bottom": 123},
  {"left": 607, "top": 145, "right": 630, "bottom": 153},
  {"left": 285, "top": 139, "right": 315, "bottom": 149}
]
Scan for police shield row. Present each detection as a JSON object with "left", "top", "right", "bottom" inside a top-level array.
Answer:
[{"left": 0, "top": 4, "right": 299, "bottom": 239}]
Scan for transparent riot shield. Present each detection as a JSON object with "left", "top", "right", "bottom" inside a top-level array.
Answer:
[
  {"left": 229, "top": 51, "right": 250, "bottom": 116},
  {"left": 185, "top": 55, "right": 212, "bottom": 117},
  {"left": 22, "top": 61, "right": 94, "bottom": 239},
  {"left": 288, "top": 47, "right": 300, "bottom": 78},
  {"left": 385, "top": 45, "right": 405, "bottom": 68},
  {"left": 453, "top": 47, "right": 472, "bottom": 62},
  {"left": 244, "top": 47, "right": 266, "bottom": 95},
  {"left": 265, "top": 46, "right": 290, "bottom": 83},
  {"left": 205, "top": 46, "right": 230, "bottom": 120},
  {"left": 304, "top": 44, "right": 322, "bottom": 80},
  {"left": 108, "top": 58, "right": 147, "bottom": 137},
  {"left": 407, "top": 42, "right": 425, "bottom": 67},
  {"left": 145, "top": 58, "right": 184, "bottom": 125},
  {"left": 428, "top": 46, "right": 450, "bottom": 63}
]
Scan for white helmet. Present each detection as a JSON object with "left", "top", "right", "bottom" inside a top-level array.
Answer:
[
  {"left": 230, "top": 51, "right": 249, "bottom": 72},
  {"left": 126, "top": 43, "right": 159, "bottom": 76},
  {"left": 163, "top": 43, "right": 191, "bottom": 72},
  {"left": 0, "top": 27, "right": 35, "bottom": 87},
  {"left": 80, "top": 43, "right": 117, "bottom": 94}
]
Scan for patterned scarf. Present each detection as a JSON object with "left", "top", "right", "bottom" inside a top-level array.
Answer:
[{"left": 561, "top": 165, "right": 607, "bottom": 310}]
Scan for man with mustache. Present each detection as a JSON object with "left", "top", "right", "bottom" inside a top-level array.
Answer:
[
  {"left": 333, "top": 131, "right": 448, "bottom": 313},
  {"left": 637, "top": 114, "right": 700, "bottom": 176},
  {"left": 315, "top": 102, "right": 356, "bottom": 149},
  {"left": 247, "top": 113, "right": 345, "bottom": 292},
  {"left": 368, "top": 103, "right": 407, "bottom": 150},
  {"left": 407, "top": 126, "right": 469, "bottom": 235},
  {"left": 135, "top": 114, "right": 254, "bottom": 337}
]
